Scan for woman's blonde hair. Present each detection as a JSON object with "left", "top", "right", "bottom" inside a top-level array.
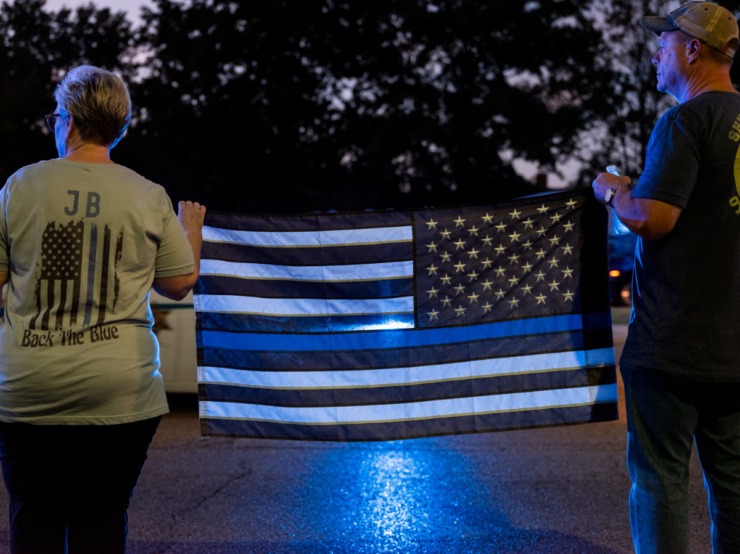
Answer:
[{"left": 54, "top": 65, "right": 132, "bottom": 149}]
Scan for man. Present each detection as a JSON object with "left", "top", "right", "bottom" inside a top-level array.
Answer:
[{"left": 592, "top": 2, "right": 740, "bottom": 552}]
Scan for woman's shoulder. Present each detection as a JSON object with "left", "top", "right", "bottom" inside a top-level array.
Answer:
[
  {"left": 111, "top": 165, "right": 169, "bottom": 197},
  {"left": 2, "top": 159, "right": 59, "bottom": 191}
]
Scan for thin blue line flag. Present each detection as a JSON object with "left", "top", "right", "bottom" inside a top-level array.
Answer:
[{"left": 194, "top": 187, "right": 618, "bottom": 441}]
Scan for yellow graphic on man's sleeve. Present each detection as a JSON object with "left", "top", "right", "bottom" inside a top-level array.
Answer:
[{"left": 731, "top": 130, "right": 740, "bottom": 213}]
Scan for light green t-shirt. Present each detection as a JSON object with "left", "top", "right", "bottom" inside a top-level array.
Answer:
[{"left": 0, "top": 159, "right": 194, "bottom": 424}]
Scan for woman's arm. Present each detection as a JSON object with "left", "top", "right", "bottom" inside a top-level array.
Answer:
[{"left": 153, "top": 201, "right": 206, "bottom": 301}]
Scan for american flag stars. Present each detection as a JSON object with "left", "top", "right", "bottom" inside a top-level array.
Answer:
[
  {"left": 40, "top": 221, "right": 83, "bottom": 280},
  {"left": 415, "top": 198, "right": 582, "bottom": 327}
]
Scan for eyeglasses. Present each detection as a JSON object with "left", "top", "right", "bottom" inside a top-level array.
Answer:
[{"left": 44, "top": 113, "right": 63, "bottom": 133}]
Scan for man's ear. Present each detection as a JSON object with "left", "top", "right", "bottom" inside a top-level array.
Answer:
[{"left": 686, "top": 38, "right": 701, "bottom": 63}]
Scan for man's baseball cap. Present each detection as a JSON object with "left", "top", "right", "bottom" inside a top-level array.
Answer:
[{"left": 641, "top": 2, "right": 739, "bottom": 58}]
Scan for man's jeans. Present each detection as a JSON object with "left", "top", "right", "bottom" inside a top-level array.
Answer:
[{"left": 622, "top": 365, "right": 740, "bottom": 554}]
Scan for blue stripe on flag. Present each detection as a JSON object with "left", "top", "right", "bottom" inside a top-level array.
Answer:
[
  {"left": 199, "top": 327, "right": 613, "bottom": 369},
  {"left": 196, "top": 313, "right": 604, "bottom": 351}
]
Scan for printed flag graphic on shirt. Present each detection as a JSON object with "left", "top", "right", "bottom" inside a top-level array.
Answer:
[
  {"left": 194, "top": 187, "right": 618, "bottom": 441},
  {"left": 31, "top": 220, "right": 123, "bottom": 330}
]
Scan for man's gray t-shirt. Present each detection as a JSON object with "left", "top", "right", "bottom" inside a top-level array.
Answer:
[
  {"left": 0, "top": 159, "right": 194, "bottom": 423},
  {"left": 621, "top": 91, "right": 740, "bottom": 381}
]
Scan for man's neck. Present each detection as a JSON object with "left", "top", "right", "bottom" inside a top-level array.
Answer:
[{"left": 678, "top": 69, "right": 737, "bottom": 103}]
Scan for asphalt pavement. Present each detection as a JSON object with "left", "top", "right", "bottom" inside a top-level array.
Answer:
[{"left": 0, "top": 311, "right": 713, "bottom": 553}]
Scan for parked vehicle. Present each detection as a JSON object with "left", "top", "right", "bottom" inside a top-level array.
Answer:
[
  {"left": 608, "top": 232, "right": 637, "bottom": 306},
  {"left": 150, "top": 290, "right": 198, "bottom": 393}
]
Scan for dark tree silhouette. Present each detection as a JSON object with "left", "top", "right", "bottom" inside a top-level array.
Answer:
[
  {"left": 579, "top": 0, "right": 740, "bottom": 182},
  {"left": 0, "top": 0, "right": 671, "bottom": 214},
  {"left": 0, "top": 0, "right": 134, "bottom": 177},
  {"left": 123, "top": 0, "right": 610, "bottom": 212}
]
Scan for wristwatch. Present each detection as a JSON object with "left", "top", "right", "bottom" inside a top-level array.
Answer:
[{"left": 604, "top": 185, "right": 619, "bottom": 207}]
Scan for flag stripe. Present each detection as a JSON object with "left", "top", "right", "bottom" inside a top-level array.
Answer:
[
  {"left": 203, "top": 224, "right": 412, "bottom": 248},
  {"left": 83, "top": 224, "right": 98, "bottom": 327},
  {"left": 197, "top": 275, "right": 414, "bottom": 300},
  {"left": 197, "top": 310, "right": 417, "bottom": 333},
  {"left": 196, "top": 294, "right": 414, "bottom": 318},
  {"left": 55, "top": 280, "right": 68, "bottom": 329},
  {"left": 200, "top": 384, "right": 618, "bottom": 424},
  {"left": 200, "top": 365, "right": 616, "bottom": 407},
  {"left": 203, "top": 241, "right": 413, "bottom": 265},
  {"left": 200, "top": 403, "right": 618, "bottom": 442},
  {"left": 204, "top": 210, "right": 413, "bottom": 233},
  {"left": 200, "top": 259, "right": 413, "bottom": 282},
  {"left": 200, "top": 348, "right": 614, "bottom": 390},
  {"left": 97, "top": 225, "right": 112, "bottom": 323}
]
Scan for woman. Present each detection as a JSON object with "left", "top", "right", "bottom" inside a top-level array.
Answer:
[{"left": 0, "top": 65, "right": 205, "bottom": 553}]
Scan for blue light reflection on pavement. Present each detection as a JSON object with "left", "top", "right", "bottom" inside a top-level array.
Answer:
[
  {"left": 361, "top": 450, "right": 427, "bottom": 541},
  {"left": 303, "top": 439, "right": 504, "bottom": 553}
]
